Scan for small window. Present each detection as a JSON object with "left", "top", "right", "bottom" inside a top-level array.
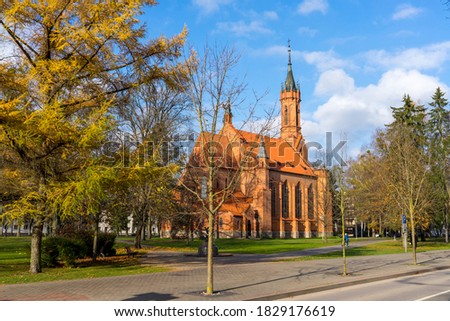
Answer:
[{"left": 284, "top": 106, "right": 288, "bottom": 125}]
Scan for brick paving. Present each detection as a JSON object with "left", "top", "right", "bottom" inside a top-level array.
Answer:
[{"left": 1, "top": 240, "right": 449, "bottom": 301}]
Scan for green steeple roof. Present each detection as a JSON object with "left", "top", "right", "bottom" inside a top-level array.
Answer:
[{"left": 283, "top": 40, "right": 298, "bottom": 92}]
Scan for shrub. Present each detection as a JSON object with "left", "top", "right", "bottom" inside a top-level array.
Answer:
[
  {"left": 58, "top": 238, "right": 88, "bottom": 267},
  {"left": 97, "top": 232, "right": 116, "bottom": 257},
  {"left": 42, "top": 237, "right": 62, "bottom": 267},
  {"left": 42, "top": 236, "right": 88, "bottom": 267},
  {"left": 55, "top": 228, "right": 116, "bottom": 257}
]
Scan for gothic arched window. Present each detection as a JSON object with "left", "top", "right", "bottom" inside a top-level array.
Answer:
[
  {"left": 308, "top": 184, "right": 314, "bottom": 219},
  {"left": 282, "top": 181, "right": 289, "bottom": 218},
  {"left": 270, "top": 181, "right": 277, "bottom": 218},
  {"left": 295, "top": 183, "right": 302, "bottom": 219}
]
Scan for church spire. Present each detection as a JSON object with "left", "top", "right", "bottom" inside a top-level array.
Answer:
[
  {"left": 223, "top": 99, "right": 232, "bottom": 124},
  {"left": 280, "top": 40, "right": 301, "bottom": 141},
  {"left": 284, "top": 40, "right": 297, "bottom": 92}
]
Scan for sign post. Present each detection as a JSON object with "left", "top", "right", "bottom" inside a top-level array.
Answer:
[{"left": 402, "top": 214, "right": 407, "bottom": 253}]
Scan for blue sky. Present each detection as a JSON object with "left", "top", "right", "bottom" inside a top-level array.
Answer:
[{"left": 146, "top": 1, "right": 450, "bottom": 160}]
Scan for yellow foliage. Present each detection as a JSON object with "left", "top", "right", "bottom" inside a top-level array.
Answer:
[{"left": 0, "top": 0, "right": 188, "bottom": 225}]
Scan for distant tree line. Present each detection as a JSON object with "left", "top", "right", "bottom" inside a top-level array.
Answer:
[{"left": 346, "top": 88, "right": 449, "bottom": 264}]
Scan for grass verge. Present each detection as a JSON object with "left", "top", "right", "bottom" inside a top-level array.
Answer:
[
  {"left": 137, "top": 236, "right": 344, "bottom": 254},
  {"left": 282, "top": 239, "right": 450, "bottom": 261},
  {"left": 0, "top": 237, "right": 169, "bottom": 285}
]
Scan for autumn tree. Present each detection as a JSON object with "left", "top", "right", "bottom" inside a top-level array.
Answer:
[
  {"left": 0, "top": 0, "right": 187, "bottom": 273},
  {"left": 348, "top": 150, "right": 397, "bottom": 236},
  {"left": 54, "top": 165, "right": 117, "bottom": 261},
  {"left": 115, "top": 161, "right": 179, "bottom": 248},
  {"left": 374, "top": 124, "right": 432, "bottom": 265}
]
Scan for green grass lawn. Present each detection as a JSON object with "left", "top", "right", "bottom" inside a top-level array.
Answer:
[
  {"left": 2, "top": 236, "right": 449, "bottom": 285},
  {"left": 0, "top": 237, "right": 169, "bottom": 285},
  {"left": 285, "top": 239, "right": 450, "bottom": 261},
  {"left": 137, "top": 236, "right": 344, "bottom": 254}
]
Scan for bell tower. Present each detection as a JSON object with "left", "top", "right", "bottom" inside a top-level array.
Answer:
[{"left": 280, "top": 41, "right": 301, "bottom": 142}]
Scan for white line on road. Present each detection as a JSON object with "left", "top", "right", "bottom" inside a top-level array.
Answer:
[{"left": 416, "top": 289, "right": 450, "bottom": 301}]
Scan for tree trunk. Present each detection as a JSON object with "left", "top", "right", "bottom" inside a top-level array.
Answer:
[
  {"left": 147, "top": 214, "right": 152, "bottom": 239},
  {"left": 141, "top": 220, "right": 146, "bottom": 241},
  {"left": 92, "top": 215, "right": 99, "bottom": 261},
  {"left": 341, "top": 210, "right": 347, "bottom": 276},
  {"left": 206, "top": 210, "right": 214, "bottom": 295},
  {"left": 16, "top": 221, "right": 21, "bottom": 237},
  {"left": 28, "top": 219, "right": 33, "bottom": 236},
  {"left": 445, "top": 186, "right": 450, "bottom": 243},
  {"left": 445, "top": 211, "right": 449, "bottom": 243},
  {"left": 30, "top": 219, "right": 43, "bottom": 273},
  {"left": 51, "top": 213, "right": 60, "bottom": 236},
  {"left": 134, "top": 223, "right": 143, "bottom": 248},
  {"left": 379, "top": 215, "right": 382, "bottom": 236},
  {"left": 321, "top": 214, "right": 328, "bottom": 242},
  {"left": 410, "top": 204, "right": 417, "bottom": 265}
]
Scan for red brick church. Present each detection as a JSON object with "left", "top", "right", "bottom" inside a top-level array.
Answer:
[{"left": 174, "top": 44, "right": 332, "bottom": 239}]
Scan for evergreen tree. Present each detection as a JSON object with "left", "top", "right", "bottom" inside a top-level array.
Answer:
[
  {"left": 390, "top": 94, "right": 427, "bottom": 146},
  {"left": 391, "top": 94, "right": 426, "bottom": 127},
  {"left": 426, "top": 87, "right": 450, "bottom": 242}
]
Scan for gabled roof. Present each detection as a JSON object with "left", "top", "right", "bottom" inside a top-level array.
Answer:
[
  {"left": 236, "top": 128, "right": 316, "bottom": 176},
  {"left": 187, "top": 121, "right": 316, "bottom": 177}
]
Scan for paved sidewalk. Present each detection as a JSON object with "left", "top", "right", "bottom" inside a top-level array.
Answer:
[{"left": 1, "top": 240, "right": 449, "bottom": 301}]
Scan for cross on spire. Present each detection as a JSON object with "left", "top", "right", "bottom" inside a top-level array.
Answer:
[
  {"left": 284, "top": 40, "right": 297, "bottom": 92},
  {"left": 288, "top": 39, "right": 292, "bottom": 65}
]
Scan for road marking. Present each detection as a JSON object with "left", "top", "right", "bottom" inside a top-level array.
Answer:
[{"left": 417, "top": 289, "right": 450, "bottom": 301}]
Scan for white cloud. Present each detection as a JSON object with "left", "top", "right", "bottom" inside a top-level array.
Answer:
[
  {"left": 314, "top": 69, "right": 355, "bottom": 97},
  {"left": 302, "top": 69, "right": 446, "bottom": 159},
  {"left": 366, "top": 41, "right": 450, "bottom": 71},
  {"left": 392, "top": 4, "right": 424, "bottom": 20},
  {"left": 303, "top": 50, "right": 355, "bottom": 72},
  {"left": 252, "top": 42, "right": 450, "bottom": 159},
  {"left": 192, "top": 0, "right": 234, "bottom": 15},
  {"left": 297, "top": 0, "right": 329, "bottom": 15},
  {"left": 216, "top": 20, "right": 274, "bottom": 37}
]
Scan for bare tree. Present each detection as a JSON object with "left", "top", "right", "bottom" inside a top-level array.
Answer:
[
  {"left": 116, "top": 79, "right": 190, "bottom": 247},
  {"left": 315, "top": 168, "right": 333, "bottom": 242},
  {"left": 176, "top": 43, "right": 272, "bottom": 295},
  {"left": 332, "top": 165, "right": 349, "bottom": 276}
]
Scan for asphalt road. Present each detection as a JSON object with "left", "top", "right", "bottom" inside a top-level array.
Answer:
[{"left": 279, "top": 268, "right": 450, "bottom": 301}]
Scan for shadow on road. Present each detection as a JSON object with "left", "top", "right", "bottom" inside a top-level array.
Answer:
[{"left": 123, "top": 292, "right": 178, "bottom": 301}]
